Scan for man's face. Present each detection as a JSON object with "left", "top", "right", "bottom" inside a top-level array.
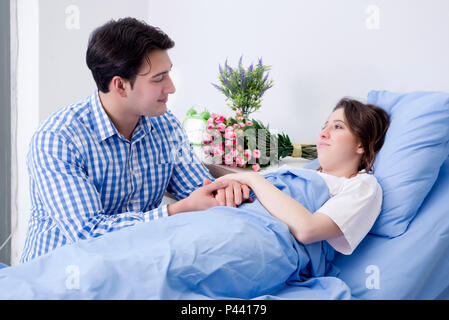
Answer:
[{"left": 125, "top": 49, "right": 176, "bottom": 117}]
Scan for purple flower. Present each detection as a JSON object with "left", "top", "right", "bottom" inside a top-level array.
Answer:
[
  {"left": 258, "top": 57, "right": 263, "bottom": 66},
  {"left": 258, "top": 84, "right": 273, "bottom": 97},
  {"left": 240, "top": 70, "right": 246, "bottom": 88},
  {"left": 225, "top": 58, "right": 232, "bottom": 72},
  {"left": 212, "top": 83, "right": 225, "bottom": 94}
]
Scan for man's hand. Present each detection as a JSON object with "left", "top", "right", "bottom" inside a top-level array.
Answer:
[{"left": 168, "top": 179, "right": 229, "bottom": 215}]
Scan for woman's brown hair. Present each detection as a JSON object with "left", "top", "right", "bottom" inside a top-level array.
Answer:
[{"left": 317, "top": 98, "right": 390, "bottom": 174}]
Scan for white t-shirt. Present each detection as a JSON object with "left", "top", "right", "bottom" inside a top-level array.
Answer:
[{"left": 303, "top": 168, "right": 383, "bottom": 255}]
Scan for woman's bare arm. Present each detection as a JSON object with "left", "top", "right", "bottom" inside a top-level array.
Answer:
[{"left": 217, "top": 172, "right": 343, "bottom": 244}]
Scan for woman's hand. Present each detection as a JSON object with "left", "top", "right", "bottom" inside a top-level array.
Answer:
[
  {"left": 215, "top": 172, "right": 260, "bottom": 187},
  {"left": 213, "top": 172, "right": 260, "bottom": 207}
]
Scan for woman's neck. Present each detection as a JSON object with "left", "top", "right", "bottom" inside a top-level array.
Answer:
[{"left": 318, "top": 167, "right": 360, "bottom": 179}]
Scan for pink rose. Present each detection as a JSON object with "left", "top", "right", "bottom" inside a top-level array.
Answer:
[
  {"left": 207, "top": 124, "right": 215, "bottom": 130},
  {"left": 225, "top": 139, "right": 234, "bottom": 148},
  {"left": 215, "top": 143, "right": 224, "bottom": 151},
  {"left": 210, "top": 113, "right": 218, "bottom": 119},
  {"left": 252, "top": 163, "right": 261, "bottom": 172},
  {"left": 213, "top": 147, "right": 224, "bottom": 157},
  {"left": 202, "top": 133, "right": 213, "bottom": 143},
  {"left": 224, "top": 130, "right": 236, "bottom": 140},
  {"left": 244, "top": 149, "right": 252, "bottom": 160},
  {"left": 236, "top": 156, "right": 246, "bottom": 167},
  {"left": 202, "top": 145, "right": 211, "bottom": 155},
  {"left": 233, "top": 123, "right": 240, "bottom": 129},
  {"left": 211, "top": 143, "right": 224, "bottom": 154},
  {"left": 226, "top": 148, "right": 238, "bottom": 158},
  {"left": 245, "top": 120, "right": 253, "bottom": 127},
  {"left": 236, "top": 109, "right": 243, "bottom": 115},
  {"left": 253, "top": 149, "right": 261, "bottom": 159},
  {"left": 212, "top": 130, "right": 222, "bottom": 140},
  {"left": 238, "top": 122, "right": 245, "bottom": 129},
  {"left": 224, "top": 153, "right": 234, "bottom": 165},
  {"left": 215, "top": 115, "right": 225, "bottom": 123},
  {"left": 217, "top": 123, "right": 226, "bottom": 132}
]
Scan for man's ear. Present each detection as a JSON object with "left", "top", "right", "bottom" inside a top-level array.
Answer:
[{"left": 110, "top": 76, "right": 129, "bottom": 97}]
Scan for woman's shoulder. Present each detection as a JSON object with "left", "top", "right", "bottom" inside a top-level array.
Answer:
[{"left": 348, "top": 172, "right": 383, "bottom": 199}]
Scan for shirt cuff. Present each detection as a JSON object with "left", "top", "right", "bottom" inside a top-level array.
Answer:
[{"left": 144, "top": 204, "right": 169, "bottom": 222}]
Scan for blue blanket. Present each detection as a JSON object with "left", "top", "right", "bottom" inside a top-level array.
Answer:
[{"left": 0, "top": 168, "right": 350, "bottom": 299}]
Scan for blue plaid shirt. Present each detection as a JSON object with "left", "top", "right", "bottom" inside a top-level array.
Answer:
[{"left": 21, "top": 90, "right": 214, "bottom": 263}]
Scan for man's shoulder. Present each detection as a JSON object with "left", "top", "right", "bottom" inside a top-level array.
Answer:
[{"left": 32, "top": 94, "right": 93, "bottom": 144}]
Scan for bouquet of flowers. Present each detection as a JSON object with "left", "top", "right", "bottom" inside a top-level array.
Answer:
[
  {"left": 201, "top": 110, "right": 317, "bottom": 172},
  {"left": 203, "top": 56, "right": 316, "bottom": 172},
  {"left": 202, "top": 109, "right": 264, "bottom": 172}
]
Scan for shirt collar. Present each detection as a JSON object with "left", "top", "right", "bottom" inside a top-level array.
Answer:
[
  {"left": 90, "top": 90, "right": 152, "bottom": 142},
  {"left": 140, "top": 115, "right": 153, "bottom": 136}
]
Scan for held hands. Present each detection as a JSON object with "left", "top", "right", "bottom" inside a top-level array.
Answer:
[
  {"left": 204, "top": 178, "right": 253, "bottom": 208},
  {"left": 212, "top": 172, "right": 261, "bottom": 206},
  {"left": 168, "top": 179, "right": 229, "bottom": 215},
  {"left": 168, "top": 173, "right": 258, "bottom": 215}
]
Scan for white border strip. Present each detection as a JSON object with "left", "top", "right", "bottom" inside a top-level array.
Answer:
[{"left": 11, "top": 0, "right": 40, "bottom": 265}]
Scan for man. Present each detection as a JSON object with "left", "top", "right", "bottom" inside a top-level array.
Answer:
[{"left": 21, "top": 17, "right": 251, "bottom": 263}]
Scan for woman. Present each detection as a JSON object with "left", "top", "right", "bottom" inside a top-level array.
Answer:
[{"left": 216, "top": 98, "right": 390, "bottom": 255}]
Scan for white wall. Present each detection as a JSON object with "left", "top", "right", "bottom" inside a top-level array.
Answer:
[
  {"left": 149, "top": 0, "right": 449, "bottom": 143},
  {"left": 12, "top": 0, "right": 449, "bottom": 265}
]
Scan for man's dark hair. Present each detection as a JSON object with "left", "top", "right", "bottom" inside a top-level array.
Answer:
[{"left": 86, "top": 17, "right": 175, "bottom": 93}]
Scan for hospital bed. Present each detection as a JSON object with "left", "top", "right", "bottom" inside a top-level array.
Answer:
[
  {"left": 207, "top": 90, "right": 449, "bottom": 299},
  {"left": 201, "top": 154, "right": 449, "bottom": 300},
  {"left": 0, "top": 90, "right": 448, "bottom": 299},
  {"left": 301, "top": 155, "right": 449, "bottom": 299}
]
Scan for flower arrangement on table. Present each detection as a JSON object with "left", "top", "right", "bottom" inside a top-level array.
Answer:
[{"left": 201, "top": 56, "right": 317, "bottom": 172}]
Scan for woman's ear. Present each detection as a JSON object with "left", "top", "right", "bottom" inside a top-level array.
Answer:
[{"left": 356, "top": 143, "right": 364, "bottom": 155}]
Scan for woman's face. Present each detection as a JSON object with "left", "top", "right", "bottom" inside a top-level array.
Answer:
[{"left": 317, "top": 108, "right": 364, "bottom": 172}]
